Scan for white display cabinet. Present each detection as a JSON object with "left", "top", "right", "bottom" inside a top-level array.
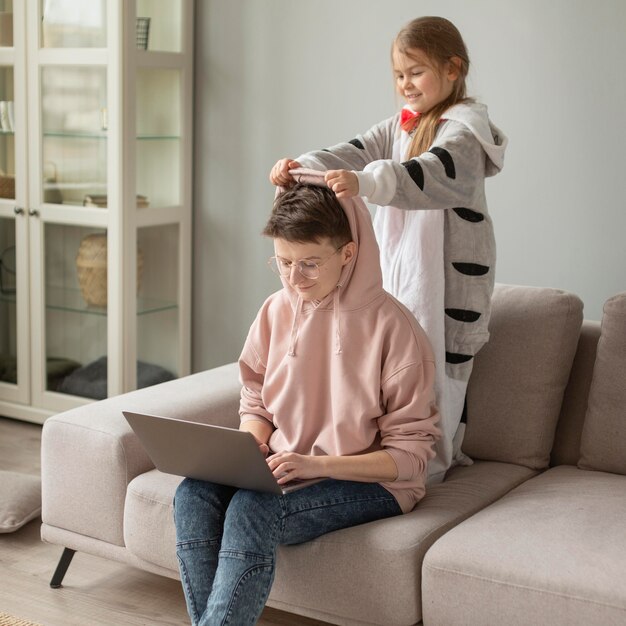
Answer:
[{"left": 0, "top": 0, "right": 193, "bottom": 423}]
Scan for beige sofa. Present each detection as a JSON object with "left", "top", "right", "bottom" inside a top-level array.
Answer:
[
  {"left": 40, "top": 284, "right": 626, "bottom": 625},
  {"left": 422, "top": 290, "right": 626, "bottom": 626}
]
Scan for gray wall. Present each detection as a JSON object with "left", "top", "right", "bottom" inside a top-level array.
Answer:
[{"left": 193, "top": 0, "right": 626, "bottom": 371}]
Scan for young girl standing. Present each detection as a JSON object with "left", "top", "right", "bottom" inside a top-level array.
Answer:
[{"left": 270, "top": 16, "right": 507, "bottom": 483}]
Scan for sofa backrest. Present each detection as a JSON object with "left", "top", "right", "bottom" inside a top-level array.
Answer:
[
  {"left": 463, "top": 284, "right": 583, "bottom": 470},
  {"left": 550, "top": 320, "right": 600, "bottom": 466},
  {"left": 578, "top": 293, "right": 626, "bottom": 475}
]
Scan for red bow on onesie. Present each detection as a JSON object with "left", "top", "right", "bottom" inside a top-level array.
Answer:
[{"left": 400, "top": 108, "right": 421, "bottom": 133}]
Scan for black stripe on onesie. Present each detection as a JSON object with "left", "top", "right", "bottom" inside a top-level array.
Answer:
[
  {"left": 446, "top": 352, "right": 473, "bottom": 364},
  {"left": 453, "top": 207, "right": 484, "bottom": 223},
  {"left": 401, "top": 159, "right": 425, "bottom": 190},
  {"left": 429, "top": 147, "right": 456, "bottom": 179},
  {"left": 445, "top": 308, "right": 481, "bottom": 323},
  {"left": 452, "top": 262, "right": 489, "bottom": 276}
]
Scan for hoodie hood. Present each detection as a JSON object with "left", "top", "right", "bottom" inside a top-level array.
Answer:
[
  {"left": 285, "top": 168, "right": 384, "bottom": 310},
  {"left": 278, "top": 168, "right": 385, "bottom": 355},
  {"left": 442, "top": 102, "right": 508, "bottom": 177}
]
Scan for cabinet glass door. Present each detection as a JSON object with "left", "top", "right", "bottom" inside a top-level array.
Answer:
[
  {"left": 136, "top": 0, "right": 182, "bottom": 52},
  {"left": 0, "top": 66, "right": 14, "bottom": 200},
  {"left": 40, "top": 66, "right": 107, "bottom": 207},
  {"left": 0, "top": 1, "right": 12, "bottom": 49},
  {"left": 0, "top": 216, "right": 17, "bottom": 386},
  {"left": 136, "top": 68, "right": 181, "bottom": 209},
  {"left": 40, "top": 0, "right": 106, "bottom": 48},
  {"left": 44, "top": 224, "right": 107, "bottom": 398},
  {"left": 136, "top": 224, "right": 179, "bottom": 385},
  {"left": 0, "top": 45, "right": 22, "bottom": 398}
]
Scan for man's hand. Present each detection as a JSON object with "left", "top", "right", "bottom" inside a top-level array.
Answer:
[
  {"left": 240, "top": 420, "right": 273, "bottom": 457},
  {"left": 325, "top": 170, "right": 359, "bottom": 198},
  {"left": 266, "top": 451, "right": 323, "bottom": 484},
  {"left": 270, "top": 158, "right": 302, "bottom": 186},
  {"left": 268, "top": 450, "right": 399, "bottom": 483}
]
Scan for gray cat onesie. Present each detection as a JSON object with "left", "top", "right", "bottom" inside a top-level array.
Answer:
[{"left": 296, "top": 102, "right": 507, "bottom": 482}]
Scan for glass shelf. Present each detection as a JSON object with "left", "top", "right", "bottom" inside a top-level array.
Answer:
[
  {"left": 43, "top": 132, "right": 180, "bottom": 141},
  {"left": 44, "top": 131, "right": 106, "bottom": 139},
  {"left": 46, "top": 286, "right": 177, "bottom": 316},
  {"left": 137, "top": 135, "right": 180, "bottom": 141}
]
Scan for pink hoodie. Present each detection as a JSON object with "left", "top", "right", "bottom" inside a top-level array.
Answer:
[{"left": 239, "top": 169, "right": 441, "bottom": 513}]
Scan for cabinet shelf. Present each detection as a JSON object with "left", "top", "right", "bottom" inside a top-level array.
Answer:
[
  {"left": 43, "top": 132, "right": 180, "bottom": 140},
  {"left": 1, "top": 286, "right": 178, "bottom": 316},
  {"left": 45, "top": 287, "right": 177, "bottom": 316},
  {"left": 137, "top": 135, "right": 180, "bottom": 141},
  {"left": 44, "top": 131, "right": 107, "bottom": 139}
]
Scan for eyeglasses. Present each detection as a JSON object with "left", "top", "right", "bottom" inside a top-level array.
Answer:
[{"left": 268, "top": 244, "right": 347, "bottom": 280}]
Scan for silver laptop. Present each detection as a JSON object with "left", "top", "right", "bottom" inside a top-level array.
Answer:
[{"left": 122, "top": 410, "right": 323, "bottom": 494}]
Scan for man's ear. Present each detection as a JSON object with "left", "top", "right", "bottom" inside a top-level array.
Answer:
[
  {"left": 341, "top": 241, "right": 357, "bottom": 265},
  {"left": 447, "top": 56, "right": 462, "bottom": 81}
]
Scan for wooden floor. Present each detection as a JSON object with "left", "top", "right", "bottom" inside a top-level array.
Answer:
[{"left": 0, "top": 417, "right": 330, "bottom": 626}]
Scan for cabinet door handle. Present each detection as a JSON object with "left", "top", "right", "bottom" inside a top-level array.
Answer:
[
  {"left": 29, "top": 209, "right": 40, "bottom": 217},
  {"left": 14, "top": 206, "right": 25, "bottom": 215}
]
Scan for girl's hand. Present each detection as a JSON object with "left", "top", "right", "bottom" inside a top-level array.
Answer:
[
  {"left": 266, "top": 451, "right": 323, "bottom": 484},
  {"left": 270, "top": 158, "right": 302, "bottom": 186},
  {"left": 325, "top": 170, "right": 359, "bottom": 198}
]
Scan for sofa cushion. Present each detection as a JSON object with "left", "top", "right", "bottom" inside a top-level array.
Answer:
[
  {"left": 422, "top": 466, "right": 626, "bottom": 626},
  {"left": 551, "top": 320, "right": 601, "bottom": 467},
  {"left": 579, "top": 293, "right": 626, "bottom": 474},
  {"left": 270, "top": 461, "right": 535, "bottom": 626},
  {"left": 124, "top": 469, "right": 183, "bottom": 570},
  {"left": 123, "top": 462, "right": 535, "bottom": 626},
  {"left": 0, "top": 471, "right": 41, "bottom": 533},
  {"left": 463, "top": 284, "right": 583, "bottom": 469}
]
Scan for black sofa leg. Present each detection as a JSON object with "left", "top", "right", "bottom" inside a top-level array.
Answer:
[{"left": 50, "top": 548, "right": 76, "bottom": 588}]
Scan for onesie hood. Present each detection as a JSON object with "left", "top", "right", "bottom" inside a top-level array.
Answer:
[{"left": 442, "top": 102, "right": 508, "bottom": 176}]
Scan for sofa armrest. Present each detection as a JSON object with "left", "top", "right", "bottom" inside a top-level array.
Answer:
[{"left": 41, "top": 363, "right": 241, "bottom": 547}]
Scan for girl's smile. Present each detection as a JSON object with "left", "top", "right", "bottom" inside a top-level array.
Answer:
[{"left": 393, "top": 47, "right": 458, "bottom": 114}]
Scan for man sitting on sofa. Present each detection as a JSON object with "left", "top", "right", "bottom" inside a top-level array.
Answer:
[{"left": 173, "top": 170, "right": 441, "bottom": 626}]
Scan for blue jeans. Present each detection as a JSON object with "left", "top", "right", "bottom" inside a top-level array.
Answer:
[{"left": 173, "top": 478, "right": 402, "bottom": 626}]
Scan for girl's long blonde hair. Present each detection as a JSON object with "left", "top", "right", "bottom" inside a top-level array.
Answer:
[{"left": 393, "top": 17, "right": 471, "bottom": 159}]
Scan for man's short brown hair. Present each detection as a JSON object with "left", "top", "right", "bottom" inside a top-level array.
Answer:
[{"left": 263, "top": 184, "right": 353, "bottom": 248}]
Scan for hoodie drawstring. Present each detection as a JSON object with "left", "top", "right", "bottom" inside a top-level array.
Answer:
[
  {"left": 287, "top": 289, "right": 342, "bottom": 357},
  {"left": 288, "top": 295, "right": 303, "bottom": 357},
  {"left": 333, "top": 287, "right": 342, "bottom": 355}
]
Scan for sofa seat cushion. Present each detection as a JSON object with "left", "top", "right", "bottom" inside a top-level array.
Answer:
[
  {"left": 124, "top": 469, "right": 183, "bottom": 571},
  {"left": 269, "top": 461, "right": 535, "bottom": 626},
  {"left": 422, "top": 465, "right": 626, "bottom": 626},
  {"left": 122, "top": 462, "right": 534, "bottom": 625}
]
